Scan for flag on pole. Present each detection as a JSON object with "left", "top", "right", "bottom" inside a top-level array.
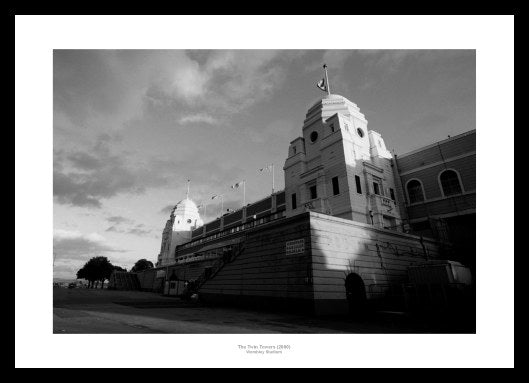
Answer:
[
  {"left": 230, "top": 180, "right": 245, "bottom": 189},
  {"left": 259, "top": 164, "right": 273, "bottom": 173},
  {"left": 230, "top": 180, "right": 246, "bottom": 206},
  {"left": 259, "top": 164, "right": 275, "bottom": 193},
  {"left": 316, "top": 78, "right": 327, "bottom": 92}
]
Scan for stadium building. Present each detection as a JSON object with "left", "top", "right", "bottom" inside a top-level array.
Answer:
[{"left": 114, "top": 91, "right": 474, "bottom": 316}]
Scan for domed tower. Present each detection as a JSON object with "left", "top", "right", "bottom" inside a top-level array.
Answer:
[
  {"left": 157, "top": 198, "right": 204, "bottom": 267},
  {"left": 283, "top": 91, "right": 403, "bottom": 230}
]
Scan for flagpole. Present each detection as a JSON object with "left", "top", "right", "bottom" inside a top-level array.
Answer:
[
  {"left": 186, "top": 179, "right": 190, "bottom": 199},
  {"left": 243, "top": 180, "right": 246, "bottom": 207},
  {"left": 272, "top": 164, "right": 275, "bottom": 194},
  {"left": 220, "top": 195, "right": 224, "bottom": 217},
  {"left": 323, "top": 64, "right": 331, "bottom": 96}
]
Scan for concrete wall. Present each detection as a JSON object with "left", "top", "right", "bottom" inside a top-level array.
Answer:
[
  {"left": 309, "top": 212, "right": 441, "bottom": 315},
  {"left": 198, "top": 211, "right": 442, "bottom": 316},
  {"left": 199, "top": 213, "right": 314, "bottom": 312}
]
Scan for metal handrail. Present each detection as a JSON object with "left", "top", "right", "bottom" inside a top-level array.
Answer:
[{"left": 194, "top": 238, "right": 246, "bottom": 291}]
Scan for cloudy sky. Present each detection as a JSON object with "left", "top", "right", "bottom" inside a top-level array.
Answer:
[{"left": 53, "top": 49, "right": 475, "bottom": 279}]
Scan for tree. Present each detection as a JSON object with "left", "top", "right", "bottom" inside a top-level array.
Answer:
[
  {"left": 131, "top": 259, "right": 154, "bottom": 273},
  {"left": 76, "top": 256, "right": 115, "bottom": 289}
]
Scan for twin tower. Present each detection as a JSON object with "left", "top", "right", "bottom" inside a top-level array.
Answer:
[
  {"left": 158, "top": 93, "right": 404, "bottom": 266},
  {"left": 283, "top": 94, "right": 403, "bottom": 229}
]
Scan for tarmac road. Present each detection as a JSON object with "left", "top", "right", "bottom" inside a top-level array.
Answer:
[{"left": 53, "top": 288, "right": 471, "bottom": 334}]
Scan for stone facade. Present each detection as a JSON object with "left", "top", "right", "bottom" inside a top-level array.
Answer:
[
  {"left": 283, "top": 94, "right": 403, "bottom": 231},
  {"left": 394, "top": 130, "right": 476, "bottom": 270}
]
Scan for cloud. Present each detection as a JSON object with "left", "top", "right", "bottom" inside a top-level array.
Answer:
[
  {"left": 106, "top": 223, "right": 153, "bottom": 237},
  {"left": 204, "top": 50, "right": 285, "bottom": 108},
  {"left": 53, "top": 171, "right": 105, "bottom": 208},
  {"left": 179, "top": 113, "right": 218, "bottom": 125},
  {"left": 53, "top": 50, "right": 151, "bottom": 136},
  {"left": 66, "top": 151, "right": 103, "bottom": 171},
  {"left": 53, "top": 164, "right": 146, "bottom": 208},
  {"left": 53, "top": 135, "right": 170, "bottom": 208},
  {"left": 150, "top": 50, "right": 301, "bottom": 114},
  {"left": 105, "top": 214, "right": 156, "bottom": 237},
  {"left": 354, "top": 50, "right": 433, "bottom": 91},
  {"left": 357, "top": 50, "right": 473, "bottom": 87},
  {"left": 54, "top": 143, "right": 244, "bottom": 209},
  {"left": 54, "top": 50, "right": 307, "bottom": 152},
  {"left": 159, "top": 204, "right": 175, "bottom": 215},
  {"left": 171, "top": 55, "right": 210, "bottom": 102},
  {"left": 53, "top": 229, "right": 125, "bottom": 261},
  {"left": 106, "top": 215, "right": 134, "bottom": 225},
  {"left": 127, "top": 224, "right": 153, "bottom": 236}
]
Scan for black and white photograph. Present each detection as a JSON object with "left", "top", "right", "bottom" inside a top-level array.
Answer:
[
  {"left": 15, "top": 15, "right": 514, "bottom": 368},
  {"left": 51, "top": 48, "right": 477, "bottom": 334}
]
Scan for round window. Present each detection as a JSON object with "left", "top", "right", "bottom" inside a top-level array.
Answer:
[
  {"left": 187, "top": 219, "right": 192, "bottom": 224},
  {"left": 310, "top": 131, "right": 318, "bottom": 143},
  {"left": 356, "top": 128, "right": 365, "bottom": 138}
]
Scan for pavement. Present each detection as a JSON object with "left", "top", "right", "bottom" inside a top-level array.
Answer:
[{"left": 53, "top": 288, "right": 474, "bottom": 334}]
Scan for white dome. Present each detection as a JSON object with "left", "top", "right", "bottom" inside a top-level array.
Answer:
[
  {"left": 172, "top": 198, "right": 203, "bottom": 230},
  {"left": 305, "top": 94, "right": 365, "bottom": 122},
  {"left": 308, "top": 94, "right": 346, "bottom": 109},
  {"left": 174, "top": 198, "right": 198, "bottom": 215}
]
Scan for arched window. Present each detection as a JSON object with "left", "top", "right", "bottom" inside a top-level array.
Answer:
[
  {"left": 439, "top": 169, "right": 463, "bottom": 196},
  {"left": 406, "top": 179, "right": 425, "bottom": 204}
]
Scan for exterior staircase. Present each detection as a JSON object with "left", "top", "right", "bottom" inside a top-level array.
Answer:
[{"left": 193, "top": 237, "right": 246, "bottom": 293}]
